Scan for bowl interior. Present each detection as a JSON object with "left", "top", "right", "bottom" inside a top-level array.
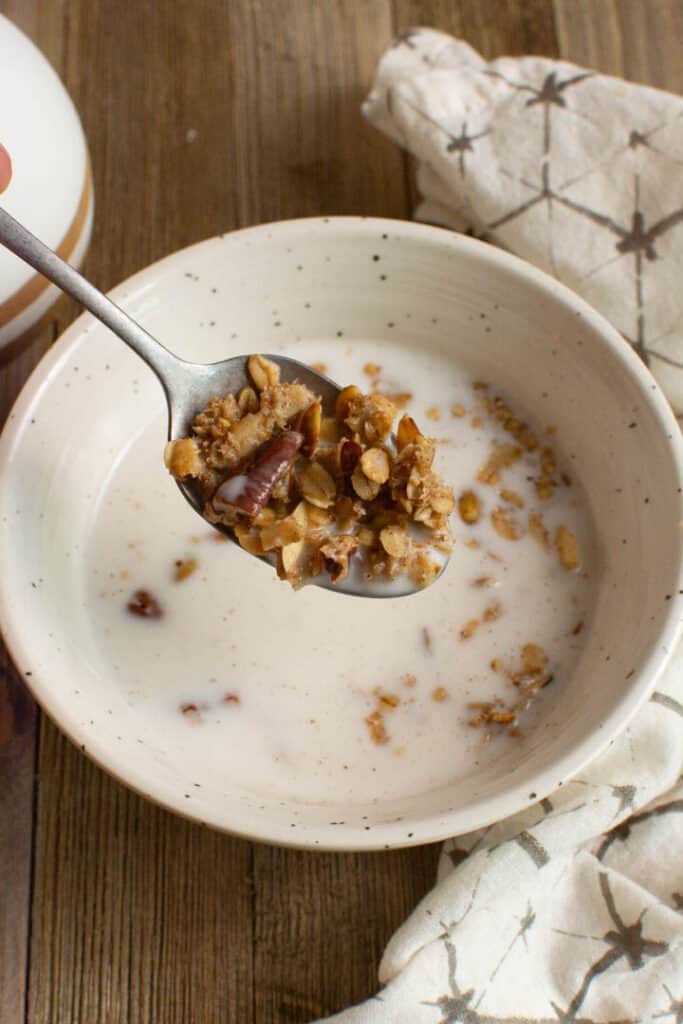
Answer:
[{"left": 1, "top": 218, "right": 681, "bottom": 849}]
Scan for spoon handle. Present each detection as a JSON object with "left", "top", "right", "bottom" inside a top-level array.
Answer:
[{"left": 0, "top": 205, "right": 182, "bottom": 388}]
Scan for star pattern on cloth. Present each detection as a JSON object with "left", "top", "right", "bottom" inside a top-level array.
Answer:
[
  {"left": 655, "top": 985, "right": 683, "bottom": 1024},
  {"left": 366, "top": 29, "right": 683, "bottom": 413}
]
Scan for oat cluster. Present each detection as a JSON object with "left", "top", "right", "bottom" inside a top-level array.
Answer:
[{"left": 165, "top": 355, "right": 455, "bottom": 587}]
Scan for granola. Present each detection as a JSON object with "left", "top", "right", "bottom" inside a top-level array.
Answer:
[{"left": 164, "top": 355, "right": 455, "bottom": 588}]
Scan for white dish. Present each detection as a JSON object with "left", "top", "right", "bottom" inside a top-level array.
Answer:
[
  {"left": 1, "top": 217, "right": 681, "bottom": 850},
  {"left": 0, "top": 15, "right": 92, "bottom": 356}
]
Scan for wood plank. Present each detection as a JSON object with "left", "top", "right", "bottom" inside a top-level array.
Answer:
[
  {"left": 392, "top": 0, "right": 560, "bottom": 59},
  {"left": 554, "top": 0, "right": 683, "bottom": 89}
]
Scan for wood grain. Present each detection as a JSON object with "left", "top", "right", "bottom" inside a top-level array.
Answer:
[
  {"left": 1, "top": 1, "right": 682, "bottom": 1022},
  {"left": 554, "top": 0, "right": 683, "bottom": 90}
]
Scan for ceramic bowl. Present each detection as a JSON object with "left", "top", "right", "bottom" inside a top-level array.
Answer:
[{"left": 1, "top": 217, "right": 681, "bottom": 850}]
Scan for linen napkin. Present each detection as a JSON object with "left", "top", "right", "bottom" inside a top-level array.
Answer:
[{"left": 316, "top": 30, "right": 683, "bottom": 1023}]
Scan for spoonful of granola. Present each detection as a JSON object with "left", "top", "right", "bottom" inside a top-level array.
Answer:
[{"left": 0, "top": 207, "right": 454, "bottom": 595}]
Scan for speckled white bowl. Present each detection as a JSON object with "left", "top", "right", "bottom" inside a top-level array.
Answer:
[{"left": 1, "top": 218, "right": 682, "bottom": 850}]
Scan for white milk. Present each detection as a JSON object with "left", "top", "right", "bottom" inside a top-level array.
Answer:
[{"left": 86, "top": 340, "right": 596, "bottom": 806}]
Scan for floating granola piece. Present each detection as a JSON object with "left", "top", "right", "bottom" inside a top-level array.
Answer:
[
  {"left": 491, "top": 506, "right": 521, "bottom": 541},
  {"left": 500, "top": 488, "right": 524, "bottom": 509},
  {"left": 477, "top": 442, "right": 522, "bottom": 486},
  {"left": 451, "top": 402, "right": 466, "bottom": 417},
  {"left": 528, "top": 512, "right": 551, "bottom": 550},
  {"left": 426, "top": 405, "right": 441, "bottom": 421},
  {"left": 458, "top": 490, "right": 481, "bottom": 525},
  {"left": 366, "top": 709, "right": 389, "bottom": 744},
  {"left": 174, "top": 558, "right": 197, "bottom": 582},
  {"left": 556, "top": 526, "right": 580, "bottom": 570},
  {"left": 432, "top": 686, "right": 448, "bottom": 702},
  {"left": 483, "top": 602, "right": 502, "bottom": 622},
  {"left": 460, "top": 618, "right": 480, "bottom": 640}
]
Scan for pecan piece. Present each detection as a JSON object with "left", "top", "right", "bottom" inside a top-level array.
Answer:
[{"left": 212, "top": 430, "right": 304, "bottom": 518}]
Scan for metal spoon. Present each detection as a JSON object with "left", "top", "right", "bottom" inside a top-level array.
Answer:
[{"left": 0, "top": 206, "right": 446, "bottom": 596}]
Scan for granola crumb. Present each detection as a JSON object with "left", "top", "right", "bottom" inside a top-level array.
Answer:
[
  {"left": 473, "top": 576, "right": 496, "bottom": 588},
  {"left": 426, "top": 405, "right": 441, "bottom": 421},
  {"left": 458, "top": 490, "right": 481, "bottom": 525},
  {"left": 366, "top": 709, "right": 389, "bottom": 744},
  {"left": 363, "top": 362, "right": 382, "bottom": 378},
  {"left": 460, "top": 618, "right": 480, "bottom": 640},
  {"left": 174, "top": 558, "right": 198, "bottom": 582},
  {"left": 451, "top": 403, "right": 466, "bottom": 418},
  {"left": 555, "top": 526, "right": 580, "bottom": 570},
  {"left": 483, "top": 602, "right": 502, "bottom": 622},
  {"left": 421, "top": 626, "right": 432, "bottom": 652},
  {"left": 311, "top": 361, "right": 328, "bottom": 374},
  {"left": 404, "top": 673, "right": 417, "bottom": 687},
  {"left": 432, "top": 686, "right": 448, "bottom": 702},
  {"left": 374, "top": 688, "right": 401, "bottom": 711},
  {"left": 572, "top": 621, "right": 584, "bottom": 636}
]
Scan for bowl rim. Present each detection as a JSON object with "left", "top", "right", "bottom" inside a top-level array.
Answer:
[{"left": 1, "top": 214, "right": 682, "bottom": 851}]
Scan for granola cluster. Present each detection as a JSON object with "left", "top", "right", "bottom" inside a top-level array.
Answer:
[{"left": 164, "top": 355, "right": 455, "bottom": 587}]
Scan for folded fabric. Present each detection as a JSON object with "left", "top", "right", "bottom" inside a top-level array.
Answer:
[
  {"left": 363, "top": 28, "right": 683, "bottom": 419},
  {"left": 313, "top": 30, "right": 683, "bottom": 1023}
]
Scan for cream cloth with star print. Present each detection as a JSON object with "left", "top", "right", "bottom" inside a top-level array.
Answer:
[{"left": 315, "top": 29, "right": 683, "bottom": 1024}]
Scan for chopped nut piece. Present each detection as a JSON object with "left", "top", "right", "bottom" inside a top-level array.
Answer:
[
  {"left": 432, "top": 686, "right": 448, "bottom": 702},
  {"left": 212, "top": 430, "right": 304, "bottom": 520},
  {"left": 458, "top": 490, "right": 481, "bottom": 525},
  {"left": 500, "top": 488, "right": 524, "bottom": 509},
  {"left": 280, "top": 539, "right": 305, "bottom": 577},
  {"left": 300, "top": 461, "right": 337, "bottom": 509},
  {"left": 360, "top": 447, "right": 390, "bottom": 484},
  {"left": 351, "top": 465, "right": 381, "bottom": 501},
  {"left": 451, "top": 403, "right": 466, "bottom": 418},
  {"left": 234, "top": 525, "right": 264, "bottom": 556},
  {"left": 365, "top": 710, "right": 389, "bottom": 744},
  {"left": 248, "top": 354, "right": 280, "bottom": 391},
  {"left": 335, "top": 384, "right": 362, "bottom": 424},
  {"left": 380, "top": 525, "right": 409, "bottom": 558},
  {"left": 320, "top": 416, "right": 340, "bottom": 442},
  {"left": 491, "top": 506, "right": 521, "bottom": 540},
  {"left": 237, "top": 386, "right": 259, "bottom": 414},
  {"left": 555, "top": 526, "right": 580, "bottom": 570},
  {"left": 174, "top": 558, "right": 197, "bottom": 582},
  {"left": 426, "top": 405, "right": 441, "bottom": 421},
  {"left": 396, "top": 414, "right": 421, "bottom": 450},
  {"left": 299, "top": 401, "right": 321, "bottom": 457},
  {"left": 460, "top": 618, "right": 480, "bottom": 640},
  {"left": 529, "top": 512, "right": 550, "bottom": 550}
]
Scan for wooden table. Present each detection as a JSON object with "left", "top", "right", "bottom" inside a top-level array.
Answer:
[{"left": 1, "top": 2, "right": 681, "bottom": 1020}]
